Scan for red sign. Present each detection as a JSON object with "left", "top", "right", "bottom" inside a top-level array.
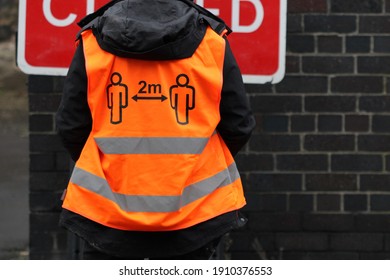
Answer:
[{"left": 17, "top": 0, "right": 286, "bottom": 84}]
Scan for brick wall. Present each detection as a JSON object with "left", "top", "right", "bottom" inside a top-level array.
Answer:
[
  {"left": 28, "top": 0, "right": 390, "bottom": 259},
  {"left": 29, "top": 76, "right": 69, "bottom": 259},
  {"left": 230, "top": 0, "right": 390, "bottom": 260}
]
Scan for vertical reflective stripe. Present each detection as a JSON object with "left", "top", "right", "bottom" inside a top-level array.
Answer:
[
  {"left": 70, "top": 163, "right": 240, "bottom": 213},
  {"left": 94, "top": 137, "right": 210, "bottom": 154}
]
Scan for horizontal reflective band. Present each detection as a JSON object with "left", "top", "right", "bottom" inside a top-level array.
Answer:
[
  {"left": 95, "top": 137, "right": 210, "bottom": 154},
  {"left": 70, "top": 163, "right": 240, "bottom": 213}
]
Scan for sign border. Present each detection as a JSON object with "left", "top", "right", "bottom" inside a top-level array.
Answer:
[
  {"left": 242, "top": 0, "right": 286, "bottom": 84},
  {"left": 17, "top": 0, "right": 69, "bottom": 76},
  {"left": 17, "top": 0, "right": 287, "bottom": 84}
]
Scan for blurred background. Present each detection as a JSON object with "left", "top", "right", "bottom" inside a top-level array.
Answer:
[{"left": 0, "top": 0, "right": 29, "bottom": 259}]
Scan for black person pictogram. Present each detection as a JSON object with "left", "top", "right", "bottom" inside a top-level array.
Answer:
[
  {"left": 169, "top": 74, "right": 195, "bottom": 125},
  {"left": 106, "top": 72, "right": 128, "bottom": 124}
]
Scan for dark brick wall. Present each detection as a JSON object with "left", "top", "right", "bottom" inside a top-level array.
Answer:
[
  {"left": 233, "top": 0, "right": 390, "bottom": 260},
  {"left": 28, "top": 0, "right": 390, "bottom": 259},
  {"left": 28, "top": 76, "right": 69, "bottom": 259}
]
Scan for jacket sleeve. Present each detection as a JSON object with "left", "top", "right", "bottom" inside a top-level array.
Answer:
[
  {"left": 217, "top": 39, "right": 256, "bottom": 157},
  {"left": 56, "top": 40, "right": 92, "bottom": 162}
]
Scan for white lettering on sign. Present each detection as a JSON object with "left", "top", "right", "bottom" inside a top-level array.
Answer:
[
  {"left": 196, "top": 0, "right": 264, "bottom": 33},
  {"left": 232, "top": 0, "right": 264, "bottom": 33},
  {"left": 43, "top": 0, "right": 95, "bottom": 27},
  {"left": 42, "top": 0, "right": 263, "bottom": 32}
]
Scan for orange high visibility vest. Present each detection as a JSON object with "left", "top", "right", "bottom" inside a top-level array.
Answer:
[{"left": 62, "top": 26, "right": 246, "bottom": 231}]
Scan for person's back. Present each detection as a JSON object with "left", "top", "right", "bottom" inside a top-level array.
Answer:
[{"left": 56, "top": 0, "right": 255, "bottom": 259}]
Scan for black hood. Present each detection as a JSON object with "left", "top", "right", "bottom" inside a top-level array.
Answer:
[{"left": 92, "top": 0, "right": 207, "bottom": 60}]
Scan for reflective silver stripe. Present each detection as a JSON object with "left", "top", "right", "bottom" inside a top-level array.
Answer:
[
  {"left": 181, "top": 163, "right": 240, "bottom": 207},
  {"left": 94, "top": 137, "right": 210, "bottom": 154},
  {"left": 70, "top": 163, "right": 240, "bottom": 213}
]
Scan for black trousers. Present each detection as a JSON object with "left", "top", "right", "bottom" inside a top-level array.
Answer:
[{"left": 77, "top": 237, "right": 222, "bottom": 260}]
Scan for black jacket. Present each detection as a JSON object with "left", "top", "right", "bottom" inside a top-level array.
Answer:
[{"left": 56, "top": 0, "right": 255, "bottom": 259}]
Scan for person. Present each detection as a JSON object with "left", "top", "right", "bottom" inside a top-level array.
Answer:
[{"left": 56, "top": 0, "right": 256, "bottom": 260}]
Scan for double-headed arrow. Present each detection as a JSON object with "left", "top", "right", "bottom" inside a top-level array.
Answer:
[{"left": 132, "top": 94, "right": 167, "bottom": 102}]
